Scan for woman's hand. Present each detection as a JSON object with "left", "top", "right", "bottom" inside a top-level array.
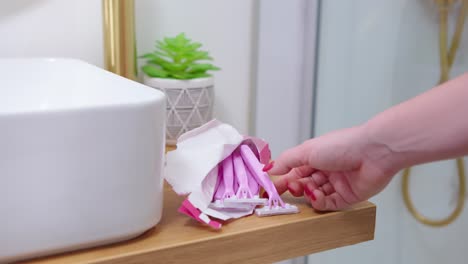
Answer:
[{"left": 270, "top": 125, "right": 400, "bottom": 211}]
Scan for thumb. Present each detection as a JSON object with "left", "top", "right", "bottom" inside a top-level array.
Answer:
[
  {"left": 271, "top": 127, "right": 364, "bottom": 174},
  {"left": 268, "top": 143, "right": 310, "bottom": 176}
]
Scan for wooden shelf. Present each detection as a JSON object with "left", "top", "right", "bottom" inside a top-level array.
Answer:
[{"left": 25, "top": 183, "right": 376, "bottom": 264}]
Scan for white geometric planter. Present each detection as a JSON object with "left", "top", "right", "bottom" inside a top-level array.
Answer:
[{"left": 143, "top": 76, "right": 214, "bottom": 145}]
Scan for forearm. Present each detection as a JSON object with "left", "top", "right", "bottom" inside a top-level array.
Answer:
[{"left": 365, "top": 73, "right": 468, "bottom": 170}]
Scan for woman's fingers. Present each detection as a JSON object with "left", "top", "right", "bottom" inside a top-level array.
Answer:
[
  {"left": 300, "top": 173, "right": 353, "bottom": 211},
  {"left": 278, "top": 169, "right": 335, "bottom": 197},
  {"left": 272, "top": 166, "right": 315, "bottom": 195},
  {"left": 311, "top": 171, "right": 328, "bottom": 186},
  {"left": 320, "top": 182, "right": 335, "bottom": 195},
  {"left": 286, "top": 176, "right": 319, "bottom": 196},
  {"left": 328, "top": 172, "right": 361, "bottom": 205},
  {"left": 304, "top": 188, "right": 352, "bottom": 211},
  {"left": 286, "top": 171, "right": 334, "bottom": 196},
  {"left": 287, "top": 181, "right": 303, "bottom": 196}
]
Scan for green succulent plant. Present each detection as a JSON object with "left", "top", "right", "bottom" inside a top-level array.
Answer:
[{"left": 140, "top": 33, "right": 220, "bottom": 80}]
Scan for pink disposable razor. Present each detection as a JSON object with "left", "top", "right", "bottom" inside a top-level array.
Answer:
[
  {"left": 179, "top": 199, "right": 222, "bottom": 229},
  {"left": 239, "top": 145, "right": 299, "bottom": 216},
  {"left": 233, "top": 149, "right": 253, "bottom": 199},
  {"left": 255, "top": 203, "right": 299, "bottom": 216},
  {"left": 222, "top": 155, "right": 236, "bottom": 199},
  {"left": 210, "top": 144, "right": 299, "bottom": 218},
  {"left": 239, "top": 145, "right": 284, "bottom": 208},
  {"left": 210, "top": 149, "right": 267, "bottom": 210}
]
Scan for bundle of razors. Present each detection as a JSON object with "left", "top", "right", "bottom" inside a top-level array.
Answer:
[{"left": 165, "top": 120, "right": 299, "bottom": 229}]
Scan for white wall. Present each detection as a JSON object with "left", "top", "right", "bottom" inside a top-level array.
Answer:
[
  {"left": 255, "top": 0, "right": 306, "bottom": 156},
  {"left": 135, "top": 0, "right": 256, "bottom": 134},
  {"left": 0, "top": 0, "right": 256, "bottom": 134},
  {"left": 312, "top": 1, "right": 468, "bottom": 264},
  {"left": 0, "top": 0, "right": 103, "bottom": 67},
  {"left": 255, "top": 0, "right": 317, "bottom": 157}
]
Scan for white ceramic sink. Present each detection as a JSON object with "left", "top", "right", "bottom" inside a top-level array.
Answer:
[{"left": 0, "top": 58, "right": 166, "bottom": 263}]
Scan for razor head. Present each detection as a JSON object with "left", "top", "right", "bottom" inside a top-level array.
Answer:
[{"left": 255, "top": 203, "right": 299, "bottom": 217}]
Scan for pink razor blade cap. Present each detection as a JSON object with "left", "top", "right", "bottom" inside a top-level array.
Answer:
[{"left": 179, "top": 199, "right": 222, "bottom": 229}]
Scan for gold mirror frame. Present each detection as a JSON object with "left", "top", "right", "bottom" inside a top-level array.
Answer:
[{"left": 102, "top": 0, "right": 136, "bottom": 80}]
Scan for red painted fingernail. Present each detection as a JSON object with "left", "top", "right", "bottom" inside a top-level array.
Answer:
[
  {"left": 304, "top": 188, "right": 316, "bottom": 201},
  {"left": 262, "top": 161, "right": 275, "bottom": 172}
]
